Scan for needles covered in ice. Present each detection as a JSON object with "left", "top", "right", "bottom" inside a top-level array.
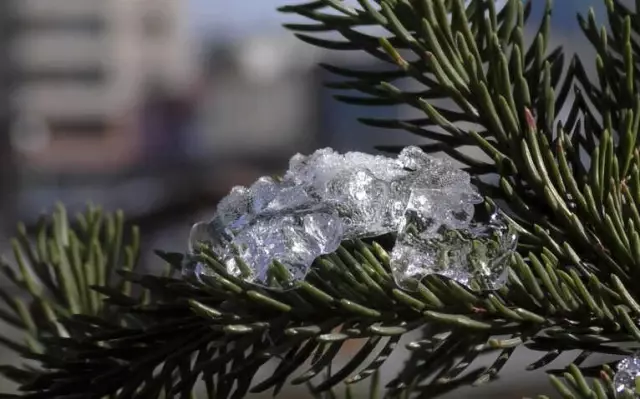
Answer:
[
  {"left": 391, "top": 203, "right": 517, "bottom": 291},
  {"left": 187, "top": 146, "right": 517, "bottom": 290}
]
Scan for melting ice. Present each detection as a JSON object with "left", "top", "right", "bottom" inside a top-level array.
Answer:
[
  {"left": 614, "top": 354, "right": 640, "bottom": 398},
  {"left": 188, "top": 146, "right": 517, "bottom": 290}
]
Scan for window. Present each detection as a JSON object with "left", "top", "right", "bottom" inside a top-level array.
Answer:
[
  {"left": 48, "top": 117, "right": 108, "bottom": 138},
  {"left": 19, "top": 67, "right": 107, "bottom": 84},
  {"left": 13, "top": 17, "right": 105, "bottom": 35},
  {"left": 142, "top": 11, "right": 169, "bottom": 38}
]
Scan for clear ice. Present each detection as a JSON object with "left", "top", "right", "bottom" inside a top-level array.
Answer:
[
  {"left": 615, "top": 354, "right": 640, "bottom": 398},
  {"left": 391, "top": 202, "right": 517, "bottom": 291},
  {"left": 188, "top": 146, "right": 517, "bottom": 290}
]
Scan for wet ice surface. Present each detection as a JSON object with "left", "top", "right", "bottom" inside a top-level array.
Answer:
[
  {"left": 614, "top": 355, "right": 640, "bottom": 398},
  {"left": 188, "top": 146, "right": 517, "bottom": 290},
  {"left": 391, "top": 205, "right": 517, "bottom": 291}
]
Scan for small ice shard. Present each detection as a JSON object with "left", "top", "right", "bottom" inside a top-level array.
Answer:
[
  {"left": 390, "top": 201, "right": 517, "bottom": 291},
  {"left": 249, "top": 176, "right": 280, "bottom": 213},
  {"left": 615, "top": 354, "right": 640, "bottom": 398},
  {"left": 228, "top": 207, "right": 343, "bottom": 283},
  {"left": 188, "top": 146, "right": 516, "bottom": 290},
  {"left": 215, "top": 185, "right": 253, "bottom": 232},
  {"left": 322, "top": 168, "right": 391, "bottom": 237},
  {"left": 191, "top": 203, "right": 343, "bottom": 288}
]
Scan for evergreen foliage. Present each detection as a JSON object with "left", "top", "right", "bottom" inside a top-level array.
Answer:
[{"left": 1, "top": 0, "right": 640, "bottom": 397}]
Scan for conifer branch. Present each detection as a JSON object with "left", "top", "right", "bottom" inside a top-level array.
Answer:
[{"left": 1, "top": 0, "right": 640, "bottom": 398}]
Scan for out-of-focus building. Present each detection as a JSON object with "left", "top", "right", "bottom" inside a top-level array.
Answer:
[
  {"left": 195, "top": 33, "right": 425, "bottom": 165},
  {"left": 9, "top": 0, "right": 196, "bottom": 174},
  {"left": 190, "top": 35, "right": 324, "bottom": 195},
  {"left": 194, "top": 35, "right": 321, "bottom": 164},
  {"left": 192, "top": 32, "right": 432, "bottom": 204},
  {"left": 0, "top": 2, "right": 12, "bottom": 128},
  {"left": 1, "top": 0, "right": 198, "bottom": 223},
  {"left": 0, "top": 1, "right": 17, "bottom": 229}
]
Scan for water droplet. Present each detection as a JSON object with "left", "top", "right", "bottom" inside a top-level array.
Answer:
[{"left": 614, "top": 354, "right": 640, "bottom": 398}]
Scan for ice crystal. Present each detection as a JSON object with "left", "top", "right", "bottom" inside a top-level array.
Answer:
[{"left": 188, "top": 146, "right": 516, "bottom": 290}]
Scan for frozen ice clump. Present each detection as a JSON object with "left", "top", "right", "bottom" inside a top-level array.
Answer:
[
  {"left": 614, "top": 354, "right": 640, "bottom": 398},
  {"left": 187, "top": 146, "right": 517, "bottom": 290},
  {"left": 225, "top": 207, "right": 343, "bottom": 284},
  {"left": 390, "top": 197, "right": 518, "bottom": 291}
]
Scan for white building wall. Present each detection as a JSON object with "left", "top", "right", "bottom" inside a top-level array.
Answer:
[{"left": 12, "top": 0, "right": 195, "bottom": 123}]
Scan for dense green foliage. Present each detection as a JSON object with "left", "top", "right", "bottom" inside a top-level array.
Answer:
[{"left": 2, "top": 0, "right": 640, "bottom": 397}]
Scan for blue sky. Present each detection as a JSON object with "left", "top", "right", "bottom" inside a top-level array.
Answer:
[
  {"left": 191, "top": 1, "right": 606, "bottom": 39},
  {"left": 190, "top": 0, "right": 294, "bottom": 38}
]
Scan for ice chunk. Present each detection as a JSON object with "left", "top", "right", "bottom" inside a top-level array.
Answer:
[
  {"left": 286, "top": 147, "right": 407, "bottom": 189},
  {"left": 249, "top": 176, "right": 280, "bottom": 214},
  {"left": 214, "top": 185, "right": 252, "bottom": 232},
  {"left": 266, "top": 183, "right": 314, "bottom": 213},
  {"left": 188, "top": 146, "right": 515, "bottom": 290},
  {"left": 614, "top": 354, "right": 640, "bottom": 398},
  {"left": 224, "top": 206, "right": 343, "bottom": 285},
  {"left": 391, "top": 203, "right": 517, "bottom": 291},
  {"left": 321, "top": 168, "right": 391, "bottom": 237},
  {"left": 190, "top": 192, "right": 343, "bottom": 287}
]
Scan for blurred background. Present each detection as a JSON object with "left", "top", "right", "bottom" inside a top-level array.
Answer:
[{"left": 0, "top": 0, "right": 616, "bottom": 397}]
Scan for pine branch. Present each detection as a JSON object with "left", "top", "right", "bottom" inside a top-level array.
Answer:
[
  {"left": 2, "top": 0, "right": 640, "bottom": 398},
  {"left": 4, "top": 218, "right": 640, "bottom": 398},
  {"left": 543, "top": 363, "right": 620, "bottom": 399},
  {"left": 280, "top": 0, "right": 609, "bottom": 272},
  {"left": 276, "top": 0, "right": 640, "bottom": 396},
  {"left": 0, "top": 205, "right": 152, "bottom": 394},
  {"left": 281, "top": 0, "right": 559, "bottom": 176}
]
